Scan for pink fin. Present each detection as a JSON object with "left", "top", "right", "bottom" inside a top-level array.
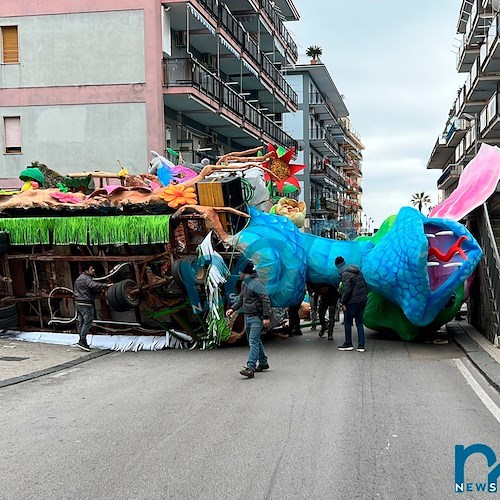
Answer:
[{"left": 429, "top": 143, "right": 500, "bottom": 220}]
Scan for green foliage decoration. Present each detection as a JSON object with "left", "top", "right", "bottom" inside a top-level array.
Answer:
[{"left": 0, "top": 215, "right": 171, "bottom": 246}]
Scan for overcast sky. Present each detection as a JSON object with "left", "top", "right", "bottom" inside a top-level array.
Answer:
[{"left": 287, "top": 0, "right": 464, "bottom": 230}]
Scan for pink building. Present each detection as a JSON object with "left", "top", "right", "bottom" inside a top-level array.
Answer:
[{"left": 1, "top": 0, "right": 300, "bottom": 176}]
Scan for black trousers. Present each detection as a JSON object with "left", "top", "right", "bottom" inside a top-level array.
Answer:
[
  {"left": 288, "top": 303, "right": 301, "bottom": 335},
  {"left": 318, "top": 299, "right": 338, "bottom": 334}
]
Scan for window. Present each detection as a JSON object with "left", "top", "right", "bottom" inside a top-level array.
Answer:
[
  {"left": 4, "top": 117, "right": 22, "bottom": 154},
  {"left": 1, "top": 26, "right": 19, "bottom": 63}
]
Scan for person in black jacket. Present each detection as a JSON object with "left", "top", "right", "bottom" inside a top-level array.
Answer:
[
  {"left": 226, "top": 263, "right": 271, "bottom": 378},
  {"left": 335, "top": 256, "right": 368, "bottom": 352},
  {"left": 315, "top": 283, "right": 340, "bottom": 340},
  {"left": 73, "top": 264, "right": 110, "bottom": 351},
  {"left": 288, "top": 287, "right": 305, "bottom": 337}
]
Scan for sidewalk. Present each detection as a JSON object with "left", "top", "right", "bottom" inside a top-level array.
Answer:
[
  {"left": 447, "top": 320, "right": 500, "bottom": 392},
  {"left": 0, "top": 335, "right": 108, "bottom": 388}
]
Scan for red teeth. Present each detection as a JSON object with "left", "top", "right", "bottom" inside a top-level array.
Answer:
[{"left": 428, "top": 236, "right": 468, "bottom": 262}]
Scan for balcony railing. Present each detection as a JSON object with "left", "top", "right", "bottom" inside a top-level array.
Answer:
[
  {"left": 309, "top": 129, "right": 347, "bottom": 163},
  {"left": 437, "top": 163, "right": 463, "bottom": 189},
  {"left": 309, "top": 92, "right": 341, "bottom": 124},
  {"left": 309, "top": 128, "right": 335, "bottom": 145},
  {"left": 220, "top": 5, "right": 246, "bottom": 47},
  {"left": 217, "top": 4, "right": 298, "bottom": 106},
  {"left": 258, "top": 0, "right": 298, "bottom": 60},
  {"left": 330, "top": 117, "right": 349, "bottom": 139},
  {"left": 163, "top": 58, "right": 297, "bottom": 150},
  {"left": 310, "top": 164, "right": 346, "bottom": 187},
  {"left": 198, "top": 0, "right": 218, "bottom": 20}
]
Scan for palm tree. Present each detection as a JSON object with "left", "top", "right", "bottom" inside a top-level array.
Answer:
[
  {"left": 306, "top": 45, "right": 322, "bottom": 62},
  {"left": 410, "top": 192, "right": 431, "bottom": 212}
]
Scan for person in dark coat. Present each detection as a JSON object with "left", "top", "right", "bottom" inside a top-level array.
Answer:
[
  {"left": 288, "top": 286, "right": 305, "bottom": 337},
  {"left": 73, "top": 264, "right": 110, "bottom": 351},
  {"left": 316, "top": 283, "right": 340, "bottom": 340},
  {"left": 226, "top": 263, "right": 271, "bottom": 378},
  {"left": 335, "top": 256, "right": 368, "bottom": 352}
]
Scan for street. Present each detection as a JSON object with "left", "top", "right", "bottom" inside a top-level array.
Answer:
[{"left": 1, "top": 326, "right": 499, "bottom": 500}]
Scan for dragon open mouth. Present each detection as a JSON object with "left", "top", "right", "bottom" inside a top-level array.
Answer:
[{"left": 425, "top": 223, "right": 469, "bottom": 291}]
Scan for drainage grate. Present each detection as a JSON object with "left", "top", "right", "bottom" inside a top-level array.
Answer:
[{"left": 0, "top": 356, "right": 29, "bottom": 362}]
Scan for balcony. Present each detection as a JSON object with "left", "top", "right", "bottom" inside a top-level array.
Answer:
[
  {"left": 341, "top": 155, "right": 362, "bottom": 175},
  {"left": 444, "top": 119, "right": 468, "bottom": 148},
  {"left": 310, "top": 163, "right": 347, "bottom": 187},
  {"left": 215, "top": 4, "right": 298, "bottom": 108},
  {"left": 310, "top": 196, "right": 339, "bottom": 217},
  {"left": 480, "top": 16, "right": 500, "bottom": 73},
  {"left": 172, "top": 1, "right": 298, "bottom": 110},
  {"left": 198, "top": 0, "right": 219, "bottom": 20},
  {"left": 345, "top": 177, "right": 361, "bottom": 194},
  {"left": 437, "top": 163, "right": 464, "bottom": 190},
  {"left": 309, "top": 128, "right": 341, "bottom": 155},
  {"left": 163, "top": 58, "right": 297, "bottom": 150},
  {"left": 309, "top": 92, "right": 340, "bottom": 125},
  {"left": 466, "top": 57, "right": 499, "bottom": 104},
  {"left": 258, "top": 0, "right": 298, "bottom": 60},
  {"left": 330, "top": 118, "right": 349, "bottom": 142}
]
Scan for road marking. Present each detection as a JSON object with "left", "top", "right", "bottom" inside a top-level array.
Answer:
[{"left": 454, "top": 358, "right": 500, "bottom": 424}]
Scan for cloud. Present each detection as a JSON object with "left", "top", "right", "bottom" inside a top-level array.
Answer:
[{"left": 289, "top": 0, "right": 462, "bottom": 231}]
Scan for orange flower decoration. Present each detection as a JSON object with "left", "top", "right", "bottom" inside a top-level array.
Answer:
[
  {"left": 160, "top": 184, "right": 197, "bottom": 208},
  {"left": 263, "top": 144, "right": 306, "bottom": 193}
]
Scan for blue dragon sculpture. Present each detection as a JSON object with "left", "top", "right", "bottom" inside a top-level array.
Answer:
[{"left": 175, "top": 144, "right": 499, "bottom": 340}]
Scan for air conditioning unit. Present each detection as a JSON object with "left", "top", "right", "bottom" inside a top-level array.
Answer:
[
  {"left": 175, "top": 31, "right": 187, "bottom": 47},
  {"left": 207, "top": 132, "right": 218, "bottom": 146},
  {"left": 202, "top": 53, "right": 217, "bottom": 69}
]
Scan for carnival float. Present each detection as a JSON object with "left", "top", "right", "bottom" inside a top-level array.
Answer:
[{"left": 0, "top": 142, "right": 498, "bottom": 350}]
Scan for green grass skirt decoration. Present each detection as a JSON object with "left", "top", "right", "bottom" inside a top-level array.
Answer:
[{"left": 0, "top": 215, "right": 171, "bottom": 246}]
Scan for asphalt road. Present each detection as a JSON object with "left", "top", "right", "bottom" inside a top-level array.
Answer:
[{"left": 1, "top": 326, "right": 499, "bottom": 500}]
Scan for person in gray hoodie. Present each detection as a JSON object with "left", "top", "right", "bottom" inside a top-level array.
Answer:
[
  {"left": 73, "top": 264, "right": 110, "bottom": 351},
  {"left": 335, "top": 256, "right": 368, "bottom": 352},
  {"left": 226, "top": 262, "right": 271, "bottom": 378}
]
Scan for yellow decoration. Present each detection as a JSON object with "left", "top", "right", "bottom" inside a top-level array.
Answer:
[
  {"left": 272, "top": 197, "right": 307, "bottom": 228},
  {"left": 21, "top": 181, "right": 39, "bottom": 192},
  {"left": 160, "top": 183, "right": 197, "bottom": 209},
  {"left": 118, "top": 168, "right": 129, "bottom": 177}
]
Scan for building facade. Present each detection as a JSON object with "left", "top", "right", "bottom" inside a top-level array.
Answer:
[
  {"left": 1, "top": 0, "right": 299, "bottom": 175},
  {"left": 284, "top": 63, "right": 364, "bottom": 239},
  {"left": 426, "top": 0, "right": 500, "bottom": 342}
]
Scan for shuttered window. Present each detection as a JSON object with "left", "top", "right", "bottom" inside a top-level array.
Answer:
[
  {"left": 1, "top": 26, "right": 19, "bottom": 64},
  {"left": 4, "top": 117, "right": 22, "bottom": 154}
]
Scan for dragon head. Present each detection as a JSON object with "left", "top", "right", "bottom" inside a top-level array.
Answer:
[{"left": 362, "top": 206, "right": 482, "bottom": 327}]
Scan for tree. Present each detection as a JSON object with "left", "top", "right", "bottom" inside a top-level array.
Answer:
[
  {"left": 306, "top": 45, "right": 322, "bottom": 61},
  {"left": 410, "top": 192, "right": 431, "bottom": 212}
]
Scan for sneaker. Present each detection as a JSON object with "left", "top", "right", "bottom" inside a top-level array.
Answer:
[
  {"left": 75, "top": 341, "right": 90, "bottom": 352},
  {"left": 239, "top": 367, "right": 254, "bottom": 378},
  {"left": 318, "top": 329, "right": 325, "bottom": 337},
  {"left": 338, "top": 343, "right": 353, "bottom": 351},
  {"left": 255, "top": 363, "right": 269, "bottom": 372},
  {"left": 328, "top": 335, "right": 333, "bottom": 341},
  {"left": 357, "top": 346, "right": 365, "bottom": 352}
]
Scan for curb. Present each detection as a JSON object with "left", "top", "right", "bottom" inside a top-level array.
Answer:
[
  {"left": 447, "top": 322, "right": 500, "bottom": 392},
  {"left": 0, "top": 348, "right": 111, "bottom": 389}
]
